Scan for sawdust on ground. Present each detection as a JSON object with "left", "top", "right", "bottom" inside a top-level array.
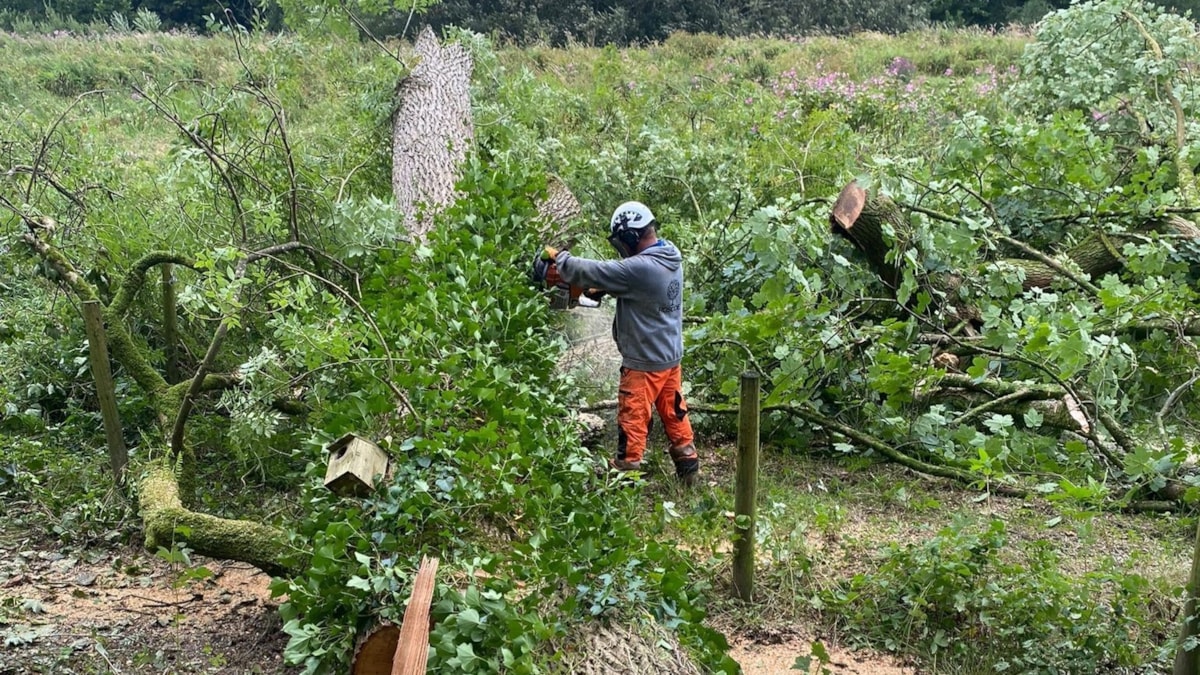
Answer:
[{"left": 0, "top": 539, "right": 287, "bottom": 674}]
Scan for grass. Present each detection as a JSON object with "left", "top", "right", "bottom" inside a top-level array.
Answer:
[{"left": 642, "top": 440, "right": 1189, "bottom": 672}]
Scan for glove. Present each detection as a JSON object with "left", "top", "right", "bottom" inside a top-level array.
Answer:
[
  {"left": 530, "top": 246, "right": 562, "bottom": 284},
  {"left": 530, "top": 252, "right": 551, "bottom": 284},
  {"left": 583, "top": 288, "right": 607, "bottom": 302}
]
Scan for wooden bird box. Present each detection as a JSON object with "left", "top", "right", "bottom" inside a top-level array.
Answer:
[{"left": 324, "top": 434, "right": 389, "bottom": 497}]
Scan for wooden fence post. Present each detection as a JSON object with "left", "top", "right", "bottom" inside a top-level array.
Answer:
[
  {"left": 733, "top": 371, "right": 760, "bottom": 601},
  {"left": 162, "top": 264, "right": 180, "bottom": 383},
  {"left": 81, "top": 300, "right": 128, "bottom": 484},
  {"left": 1174, "top": 516, "right": 1200, "bottom": 674}
]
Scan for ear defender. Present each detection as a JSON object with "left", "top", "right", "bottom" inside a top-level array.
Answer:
[{"left": 608, "top": 201, "right": 656, "bottom": 258}]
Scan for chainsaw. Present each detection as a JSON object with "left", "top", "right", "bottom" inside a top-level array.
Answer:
[{"left": 533, "top": 246, "right": 605, "bottom": 310}]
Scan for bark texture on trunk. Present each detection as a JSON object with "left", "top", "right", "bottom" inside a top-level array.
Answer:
[
  {"left": 392, "top": 26, "right": 474, "bottom": 239},
  {"left": 535, "top": 176, "right": 583, "bottom": 244},
  {"left": 571, "top": 622, "right": 702, "bottom": 675}
]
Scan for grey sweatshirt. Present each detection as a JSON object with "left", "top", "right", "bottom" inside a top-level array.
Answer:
[{"left": 555, "top": 240, "right": 684, "bottom": 371}]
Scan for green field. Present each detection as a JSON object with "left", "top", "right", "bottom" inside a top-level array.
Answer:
[{"left": 4, "top": 2, "right": 1200, "bottom": 673}]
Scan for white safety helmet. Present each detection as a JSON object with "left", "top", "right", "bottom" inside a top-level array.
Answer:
[{"left": 608, "top": 201, "right": 656, "bottom": 258}]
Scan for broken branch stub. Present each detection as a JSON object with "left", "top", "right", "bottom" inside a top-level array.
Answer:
[{"left": 393, "top": 26, "right": 474, "bottom": 239}]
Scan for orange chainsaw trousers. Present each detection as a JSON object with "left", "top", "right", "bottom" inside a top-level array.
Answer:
[{"left": 616, "top": 365, "right": 698, "bottom": 478}]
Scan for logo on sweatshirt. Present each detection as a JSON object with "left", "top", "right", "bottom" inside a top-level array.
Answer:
[{"left": 659, "top": 280, "right": 682, "bottom": 313}]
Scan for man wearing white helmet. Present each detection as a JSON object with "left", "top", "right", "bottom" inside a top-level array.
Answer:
[{"left": 539, "top": 201, "right": 700, "bottom": 486}]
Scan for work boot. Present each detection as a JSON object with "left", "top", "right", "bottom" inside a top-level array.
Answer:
[
  {"left": 609, "top": 458, "right": 643, "bottom": 472},
  {"left": 669, "top": 443, "right": 700, "bottom": 488},
  {"left": 594, "top": 457, "right": 642, "bottom": 483}
]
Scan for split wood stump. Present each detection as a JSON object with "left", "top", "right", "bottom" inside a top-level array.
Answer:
[{"left": 352, "top": 556, "right": 440, "bottom": 675}]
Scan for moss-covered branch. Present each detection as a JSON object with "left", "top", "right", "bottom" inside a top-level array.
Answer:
[
  {"left": 140, "top": 462, "right": 294, "bottom": 576},
  {"left": 24, "top": 232, "right": 169, "bottom": 396},
  {"left": 109, "top": 251, "right": 198, "bottom": 318},
  {"left": 24, "top": 229, "right": 302, "bottom": 576},
  {"left": 22, "top": 232, "right": 100, "bottom": 302}
]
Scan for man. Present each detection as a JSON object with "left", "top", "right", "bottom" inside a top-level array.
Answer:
[{"left": 536, "top": 201, "right": 700, "bottom": 486}]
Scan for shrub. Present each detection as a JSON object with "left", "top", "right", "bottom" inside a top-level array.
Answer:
[
  {"left": 820, "top": 518, "right": 1168, "bottom": 671},
  {"left": 664, "top": 31, "right": 724, "bottom": 59}
]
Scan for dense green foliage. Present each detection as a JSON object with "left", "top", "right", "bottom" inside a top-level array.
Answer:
[
  {"left": 273, "top": 162, "right": 731, "bottom": 673},
  {"left": 6, "top": 0, "right": 1200, "bottom": 672},
  {"left": 821, "top": 518, "right": 1170, "bottom": 671}
]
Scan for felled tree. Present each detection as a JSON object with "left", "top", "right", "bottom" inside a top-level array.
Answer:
[
  {"left": 792, "top": 0, "right": 1200, "bottom": 503},
  {"left": 663, "top": 0, "right": 1200, "bottom": 527},
  {"left": 392, "top": 26, "right": 474, "bottom": 238}
]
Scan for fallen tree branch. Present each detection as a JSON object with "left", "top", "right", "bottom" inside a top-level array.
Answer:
[
  {"left": 1122, "top": 9, "right": 1197, "bottom": 208},
  {"left": 1157, "top": 373, "right": 1200, "bottom": 438},
  {"left": 6, "top": 164, "right": 85, "bottom": 208},
  {"left": 933, "top": 373, "right": 1064, "bottom": 399},
  {"left": 134, "top": 84, "right": 249, "bottom": 242},
  {"left": 140, "top": 462, "right": 293, "bottom": 577},
  {"left": 581, "top": 399, "right": 1024, "bottom": 496},
  {"left": 953, "top": 388, "right": 1037, "bottom": 426},
  {"left": 170, "top": 241, "right": 306, "bottom": 460}
]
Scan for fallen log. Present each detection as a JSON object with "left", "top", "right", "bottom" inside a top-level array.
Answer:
[
  {"left": 830, "top": 180, "right": 1200, "bottom": 296},
  {"left": 140, "top": 462, "right": 293, "bottom": 576}
]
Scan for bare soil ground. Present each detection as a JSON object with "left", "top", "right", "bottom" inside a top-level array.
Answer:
[
  {"left": 0, "top": 532, "right": 288, "bottom": 675},
  {"left": 730, "top": 633, "right": 915, "bottom": 675}
]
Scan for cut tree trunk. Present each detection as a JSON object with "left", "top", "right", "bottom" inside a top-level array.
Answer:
[
  {"left": 393, "top": 26, "right": 474, "bottom": 239},
  {"left": 535, "top": 175, "right": 584, "bottom": 247},
  {"left": 830, "top": 181, "right": 908, "bottom": 290},
  {"left": 351, "top": 556, "right": 439, "bottom": 675}
]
